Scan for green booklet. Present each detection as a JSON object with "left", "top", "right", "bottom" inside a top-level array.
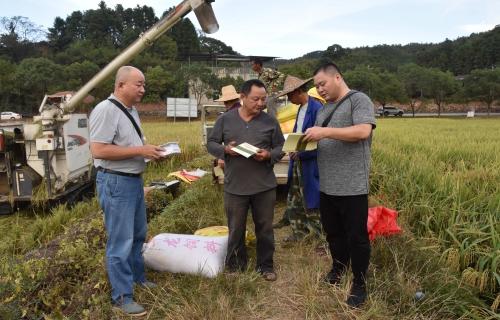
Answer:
[
  {"left": 231, "top": 142, "right": 259, "bottom": 158},
  {"left": 282, "top": 133, "right": 317, "bottom": 152}
]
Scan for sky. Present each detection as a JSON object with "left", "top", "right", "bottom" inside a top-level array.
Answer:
[{"left": 1, "top": 0, "right": 500, "bottom": 59}]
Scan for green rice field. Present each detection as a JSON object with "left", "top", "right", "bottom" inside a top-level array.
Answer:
[
  {"left": 370, "top": 117, "right": 500, "bottom": 308},
  {"left": 1, "top": 117, "right": 500, "bottom": 318}
]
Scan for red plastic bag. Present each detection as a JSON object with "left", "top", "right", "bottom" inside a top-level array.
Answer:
[{"left": 367, "top": 206, "right": 403, "bottom": 242}]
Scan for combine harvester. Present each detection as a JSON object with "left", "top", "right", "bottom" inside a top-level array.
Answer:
[{"left": 0, "top": 0, "right": 220, "bottom": 214}]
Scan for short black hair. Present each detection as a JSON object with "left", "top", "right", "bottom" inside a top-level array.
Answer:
[
  {"left": 251, "top": 57, "right": 263, "bottom": 67},
  {"left": 313, "top": 63, "right": 343, "bottom": 78},
  {"left": 241, "top": 79, "right": 266, "bottom": 96}
]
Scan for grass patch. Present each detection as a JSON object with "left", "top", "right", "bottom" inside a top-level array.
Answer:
[
  {"left": 0, "top": 197, "right": 101, "bottom": 261},
  {"left": 1, "top": 118, "right": 499, "bottom": 318},
  {"left": 150, "top": 167, "right": 225, "bottom": 236}
]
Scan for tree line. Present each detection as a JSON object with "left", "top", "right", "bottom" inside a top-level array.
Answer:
[
  {"left": 347, "top": 64, "right": 500, "bottom": 117},
  {"left": 280, "top": 25, "right": 500, "bottom": 76},
  {"left": 1, "top": 1, "right": 499, "bottom": 115},
  {"left": 280, "top": 61, "right": 500, "bottom": 117},
  {"left": 0, "top": 1, "right": 239, "bottom": 114},
  {"left": 277, "top": 26, "right": 500, "bottom": 116}
]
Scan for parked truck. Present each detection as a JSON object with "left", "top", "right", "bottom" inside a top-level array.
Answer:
[{"left": 0, "top": 0, "right": 220, "bottom": 215}]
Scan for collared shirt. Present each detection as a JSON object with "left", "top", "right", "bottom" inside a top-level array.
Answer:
[{"left": 89, "top": 94, "right": 146, "bottom": 174}]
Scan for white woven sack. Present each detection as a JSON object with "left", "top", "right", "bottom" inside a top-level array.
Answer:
[{"left": 142, "top": 233, "right": 228, "bottom": 278}]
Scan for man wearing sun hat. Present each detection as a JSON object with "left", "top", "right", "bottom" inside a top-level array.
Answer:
[
  {"left": 214, "top": 85, "right": 242, "bottom": 169},
  {"left": 274, "top": 75, "right": 324, "bottom": 244},
  {"left": 214, "top": 85, "right": 242, "bottom": 111}
]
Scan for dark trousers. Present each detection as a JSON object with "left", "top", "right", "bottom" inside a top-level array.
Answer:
[
  {"left": 224, "top": 188, "right": 276, "bottom": 272},
  {"left": 320, "top": 192, "right": 370, "bottom": 285}
]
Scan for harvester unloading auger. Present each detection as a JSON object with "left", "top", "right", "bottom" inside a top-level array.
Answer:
[{"left": 0, "top": 0, "right": 219, "bottom": 214}]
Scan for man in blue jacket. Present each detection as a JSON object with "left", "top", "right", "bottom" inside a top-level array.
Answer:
[{"left": 275, "top": 75, "right": 323, "bottom": 242}]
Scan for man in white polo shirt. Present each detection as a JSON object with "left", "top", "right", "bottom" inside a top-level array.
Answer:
[{"left": 89, "top": 66, "right": 167, "bottom": 317}]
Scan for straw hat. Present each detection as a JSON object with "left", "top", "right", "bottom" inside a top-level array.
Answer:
[
  {"left": 308, "top": 87, "right": 326, "bottom": 104},
  {"left": 214, "top": 85, "right": 240, "bottom": 102},
  {"left": 274, "top": 75, "right": 313, "bottom": 98}
]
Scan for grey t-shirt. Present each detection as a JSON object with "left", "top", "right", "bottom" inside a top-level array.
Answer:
[
  {"left": 315, "top": 91, "right": 376, "bottom": 196},
  {"left": 207, "top": 109, "right": 285, "bottom": 195},
  {"left": 89, "top": 94, "right": 146, "bottom": 174}
]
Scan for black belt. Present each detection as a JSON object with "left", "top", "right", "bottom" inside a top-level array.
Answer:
[{"left": 97, "top": 167, "right": 142, "bottom": 178}]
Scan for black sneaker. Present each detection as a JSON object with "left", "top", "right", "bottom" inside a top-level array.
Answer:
[
  {"left": 320, "top": 270, "right": 341, "bottom": 285},
  {"left": 273, "top": 218, "right": 290, "bottom": 229},
  {"left": 347, "top": 283, "right": 367, "bottom": 307}
]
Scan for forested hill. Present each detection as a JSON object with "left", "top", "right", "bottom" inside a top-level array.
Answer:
[
  {"left": 2, "top": 0, "right": 498, "bottom": 74},
  {"left": 0, "top": 2, "right": 238, "bottom": 112},
  {"left": 277, "top": 25, "right": 500, "bottom": 76},
  {"left": 0, "top": 1, "right": 499, "bottom": 114}
]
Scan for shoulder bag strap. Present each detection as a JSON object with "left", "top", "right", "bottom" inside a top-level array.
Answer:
[
  {"left": 108, "top": 98, "right": 143, "bottom": 139},
  {"left": 321, "top": 90, "right": 358, "bottom": 127}
]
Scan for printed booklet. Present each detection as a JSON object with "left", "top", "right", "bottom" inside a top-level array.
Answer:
[
  {"left": 145, "top": 142, "right": 181, "bottom": 162},
  {"left": 282, "top": 133, "right": 317, "bottom": 153}
]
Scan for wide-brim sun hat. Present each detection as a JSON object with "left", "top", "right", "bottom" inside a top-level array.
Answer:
[
  {"left": 308, "top": 87, "right": 326, "bottom": 104},
  {"left": 214, "top": 85, "right": 240, "bottom": 102},
  {"left": 274, "top": 75, "right": 313, "bottom": 98}
]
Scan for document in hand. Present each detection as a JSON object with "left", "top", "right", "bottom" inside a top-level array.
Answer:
[
  {"left": 213, "top": 166, "right": 224, "bottom": 177},
  {"left": 282, "top": 133, "right": 318, "bottom": 152},
  {"left": 231, "top": 142, "right": 259, "bottom": 158},
  {"left": 145, "top": 142, "right": 181, "bottom": 162}
]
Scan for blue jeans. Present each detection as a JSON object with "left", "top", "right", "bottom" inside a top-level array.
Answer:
[{"left": 96, "top": 171, "right": 148, "bottom": 306}]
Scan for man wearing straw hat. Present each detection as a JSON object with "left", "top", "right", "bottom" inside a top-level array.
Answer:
[
  {"left": 274, "top": 75, "right": 324, "bottom": 245},
  {"left": 214, "top": 85, "right": 242, "bottom": 169},
  {"left": 214, "top": 85, "right": 242, "bottom": 112}
]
